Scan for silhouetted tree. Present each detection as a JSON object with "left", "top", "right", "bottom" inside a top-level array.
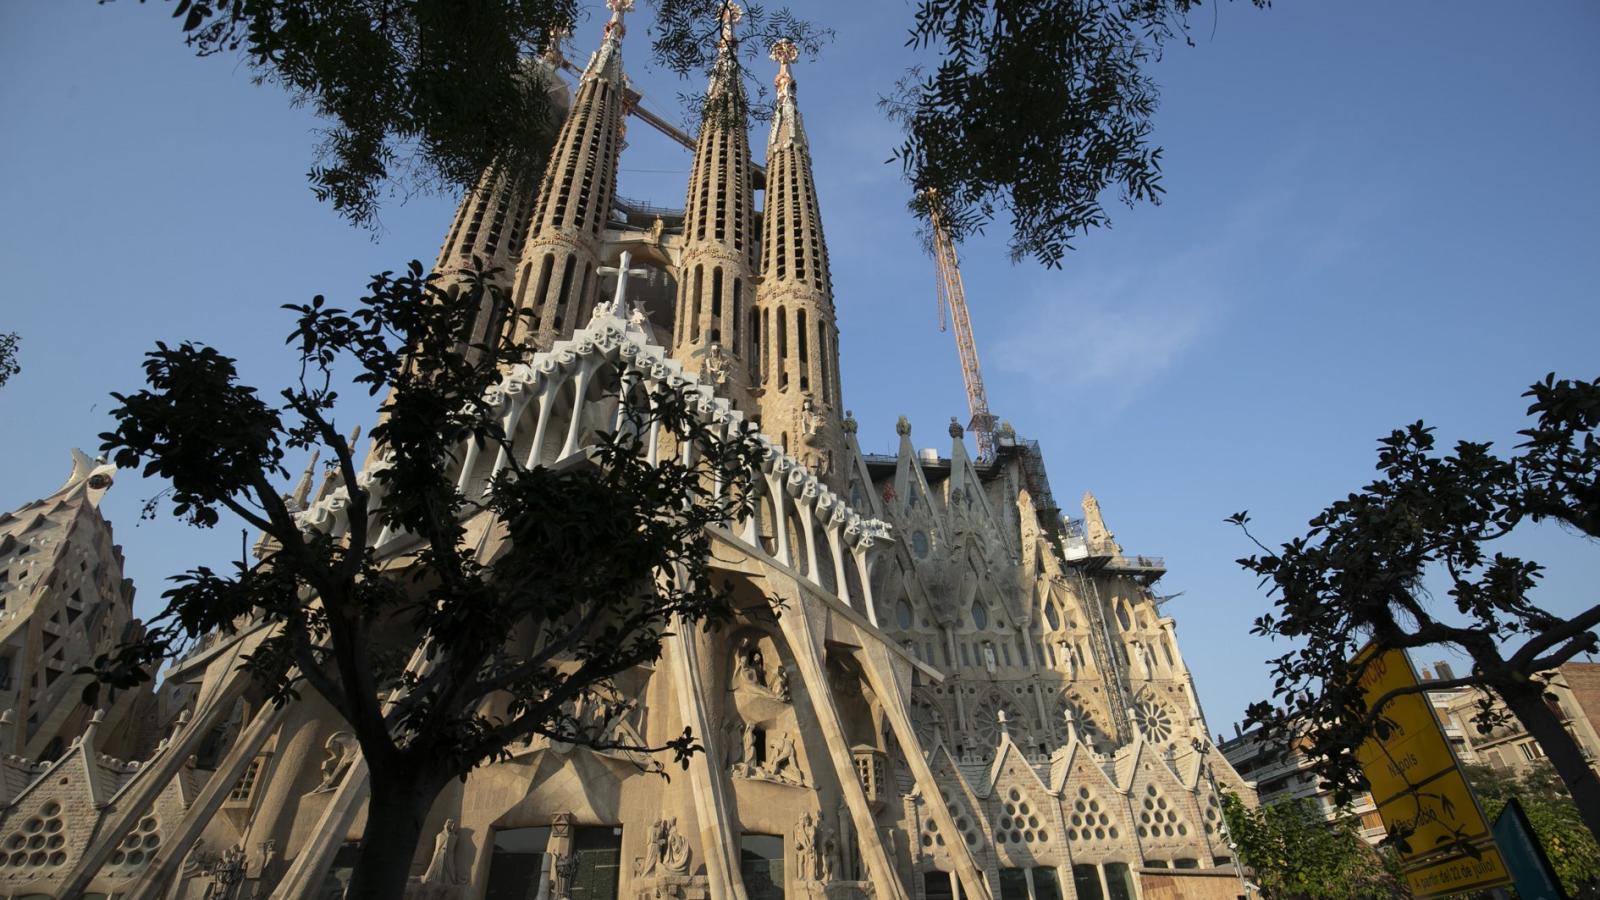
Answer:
[
  {"left": 884, "top": 0, "right": 1270, "bottom": 265},
  {"left": 0, "top": 332, "right": 19, "bottom": 388},
  {"left": 93, "top": 264, "right": 768, "bottom": 898},
  {"left": 1232, "top": 374, "right": 1600, "bottom": 844}
]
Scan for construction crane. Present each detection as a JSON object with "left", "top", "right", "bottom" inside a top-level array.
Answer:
[{"left": 927, "top": 192, "right": 999, "bottom": 463}]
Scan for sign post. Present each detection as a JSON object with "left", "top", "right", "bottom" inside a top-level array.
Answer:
[{"left": 1351, "top": 643, "right": 1512, "bottom": 898}]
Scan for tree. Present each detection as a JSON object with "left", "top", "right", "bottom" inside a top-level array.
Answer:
[
  {"left": 138, "top": 1, "right": 1264, "bottom": 264},
  {"left": 884, "top": 0, "right": 1270, "bottom": 265},
  {"left": 93, "top": 264, "right": 769, "bottom": 898},
  {"left": 0, "top": 332, "right": 19, "bottom": 388},
  {"left": 138, "top": 0, "right": 822, "bottom": 229},
  {"left": 1231, "top": 374, "right": 1600, "bottom": 844},
  {"left": 1464, "top": 763, "right": 1600, "bottom": 898},
  {"left": 1220, "top": 793, "right": 1404, "bottom": 899}
]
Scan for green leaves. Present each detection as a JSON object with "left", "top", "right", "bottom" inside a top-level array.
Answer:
[
  {"left": 1231, "top": 374, "right": 1600, "bottom": 838},
  {"left": 885, "top": 0, "right": 1267, "bottom": 266},
  {"left": 1221, "top": 792, "right": 1401, "bottom": 899}
]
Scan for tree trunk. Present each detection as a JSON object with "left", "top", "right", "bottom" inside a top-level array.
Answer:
[
  {"left": 345, "top": 766, "right": 445, "bottom": 900},
  {"left": 1493, "top": 676, "right": 1600, "bottom": 844}
]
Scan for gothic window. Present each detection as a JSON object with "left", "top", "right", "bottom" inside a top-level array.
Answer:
[
  {"left": 1043, "top": 602, "right": 1060, "bottom": 631},
  {"left": 710, "top": 267, "right": 724, "bottom": 343},
  {"left": 796, "top": 309, "right": 810, "bottom": 392},
  {"left": 777, "top": 307, "right": 789, "bottom": 389},
  {"left": 970, "top": 601, "right": 988, "bottom": 631},
  {"left": 895, "top": 599, "right": 914, "bottom": 630},
  {"left": 912, "top": 530, "right": 930, "bottom": 558},
  {"left": 1137, "top": 783, "right": 1190, "bottom": 840},
  {"left": 1132, "top": 698, "right": 1175, "bottom": 745},
  {"left": 1115, "top": 599, "right": 1133, "bottom": 631},
  {"left": 691, "top": 266, "right": 703, "bottom": 342},
  {"left": 1067, "top": 785, "right": 1119, "bottom": 845}
]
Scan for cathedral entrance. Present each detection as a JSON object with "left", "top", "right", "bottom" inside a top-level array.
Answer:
[
  {"left": 739, "top": 833, "right": 785, "bottom": 900},
  {"left": 485, "top": 826, "right": 550, "bottom": 900}
]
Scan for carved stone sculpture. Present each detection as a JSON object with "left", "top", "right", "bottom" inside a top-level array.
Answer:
[
  {"left": 637, "top": 817, "right": 692, "bottom": 877},
  {"left": 794, "top": 811, "right": 817, "bottom": 882},
  {"left": 772, "top": 664, "right": 791, "bottom": 702},
  {"left": 733, "top": 637, "right": 765, "bottom": 687},
  {"left": 311, "top": 731, "right": 358, "bottom": 793},
  {"left": 768, "top": 731, "right": 802, "bottom": 784},
  {"left": 421, "top": 818, "right": 464, "bottom": 885}
]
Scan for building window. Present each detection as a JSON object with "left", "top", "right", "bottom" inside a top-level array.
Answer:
[
  {"left": 484, "top": 826, "right": 550, "bottom": 900},
  {"left": 227, "top": 756, "right": 265, "bottom": 803},
  {"left": 1072, "top": 865, "right": 1104, "bottom": 900}
]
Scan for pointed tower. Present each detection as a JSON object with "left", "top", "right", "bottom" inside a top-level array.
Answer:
[
  {"left": 755, "top": 40, "right": 844, "bottom": 484},
  {"left": 671, "top": 3, "right": 758, "bottom": 410},
  {"left": 507, "top": 0, "right": 633, "bottom": 350}
]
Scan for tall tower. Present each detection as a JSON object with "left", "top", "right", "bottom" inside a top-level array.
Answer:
[
  {"left": 755, "top": 40, "right": 844, "bottom": 484},
  {"left": 507, "top": 0, "right": 633, "bottom": 350},
  {"left": 432, "top": 164, "right": 540, "bottom": 352},
  {"left": 671, "top": 4, "right": 758, "bottom": 411}
]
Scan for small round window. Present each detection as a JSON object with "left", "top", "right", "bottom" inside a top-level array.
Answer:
[
  {"left": 912, "top": 530, "right": 930, "bottom": 558},
  {"left": 970, "top": 601, "right": 988, "bottom": 631}
]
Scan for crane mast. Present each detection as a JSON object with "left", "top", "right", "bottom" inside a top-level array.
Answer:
[{"left": 928, "top": 197, "right": 998, "bottom": 463}]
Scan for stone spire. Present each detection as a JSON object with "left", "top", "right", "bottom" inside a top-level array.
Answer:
[
  {"left": 755, "top": 40, "right": 843, "bottom": 486},
  {"left": 507, "top": 0, "right": 634, "bottom": 350},
  {"left": 672, "top": 3, "right": 758, "bottom": 410},
  {"left": 432, "top": 165, "right": 541, "bottom": 351}
]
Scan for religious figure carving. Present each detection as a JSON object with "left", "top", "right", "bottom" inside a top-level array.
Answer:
[
  {"left": 817, "top": 819, "right": 838, "bottom": 884},
  {"left": 733, "top": 637, "right": 765, "bottom": 687},
  {"left": 311, "top": 731, "right": 358, "bottom": 793},
  {"left": 648, "top": 215, "right": 665, "bottom": 244},
  {"left": 249, "top": 839, "right": 283, "bottom": 899},
  {"left": 768, "top": 731, "right": 803, "bottom": 784},
  {"left": 772, "top": 664, "right": 791, "bottom": 702},
  {"left": 421, "top": 818, "right": 464, "bottom": 885},
  {"left": 725, "top": 718, "right": 746, "bottom": 773},
  {"left": 203, "top": 843, "right": 246, "bottom": 900},
  {"left": 981, "top": 643, "right": 997, "bottom": 673},
  {"left": 637, "top": 817, "right": 692, "bottom": 877},
  {"left": 699, "top": 342, "right": 731, "bottom": 385},
  {"left": 794, "top": 812, "right": 818, "bottom": 882},
  {"left": 800, "top": 398, "right": 826, "bottom": 444}
]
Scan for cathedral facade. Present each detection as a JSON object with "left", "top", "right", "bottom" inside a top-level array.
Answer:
[{"left": 0, "top": 3, "right": 1254, "bottom": 898}]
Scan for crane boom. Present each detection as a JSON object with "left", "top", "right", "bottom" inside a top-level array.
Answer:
[{"left": 928, "top": 198, "right": 998, "bottom": 463}]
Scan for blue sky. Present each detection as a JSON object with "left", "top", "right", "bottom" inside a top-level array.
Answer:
[{"left": 2, "top": 1, "right": 1597, "bottom": 736}]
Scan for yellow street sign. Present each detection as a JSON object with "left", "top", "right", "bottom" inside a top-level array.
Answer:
[{"left": 1351, "top": 643, "right": 1511, "bottom": 898}]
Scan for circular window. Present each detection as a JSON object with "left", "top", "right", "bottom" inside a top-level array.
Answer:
[{"left": 1132, "top": 699, "right": 1175, "bottom": 744}]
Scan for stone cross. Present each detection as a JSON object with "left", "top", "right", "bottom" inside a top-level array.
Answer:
[{"left": 597, "top": 250, "right": 651, "bottom": 318}]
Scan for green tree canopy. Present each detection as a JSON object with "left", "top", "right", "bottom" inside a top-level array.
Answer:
[
  {"left": 1465, "top": 762, "right": 1600, "bottom": 897},
  {"left": 89, "top": 264, "right": 770, "bottom": 898},
  {"left": 1232, "top": 375, "right": 1600, "bottom": 844},
  {"left": 1221, "top": 793, "right": 1403, "bottom": 899}
]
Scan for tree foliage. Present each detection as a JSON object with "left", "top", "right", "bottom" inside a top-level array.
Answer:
[
  {"left": 884, "top": 0, "right": 1270, "bottom": 265},
  {"left": 1231, "top": 375, "right": 1600, "bottom": 844},
  {"left": 1221, "top": 793, "right": 1403, "bottom": 899},
  {"left": 136, "top": 0, "right": 821, "bottom": 228},
  {"left": 0, "top": 332, "right": 19, "bottom": 388},
  {"left": 1465, "top": 763, "right": 1600, "bottom": 898},
  {"left": 93, "top": 264, "right": 769, "bottom": 897}
]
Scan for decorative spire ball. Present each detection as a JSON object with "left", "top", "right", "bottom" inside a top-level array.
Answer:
[
  {"left": 719, "top": 2, "right": 744, "bottom": 47},
  {"left": 770, "top": 38, "right": 799, "bottom": 90}
]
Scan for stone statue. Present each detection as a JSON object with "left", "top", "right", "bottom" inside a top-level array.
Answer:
[
  {"left": 817, "top": 819, "right": 838, "bottom": 884},
  {"left": 203, "top": 843, "right": 246, "bottom": 900},
  {"left": 725, "top": 719, "right": 746, "bottom": 773},
  {"left": 638, "top": 817, "right": 692, "bottom": 877},
  {"left": 700, "top": 342, "right": 731, "bottom": 385},
  {"left": 768, "top": 731, "right": 802, "bottom": 784},
  {"left": 421, "top": 818, "right": 464, "bottom": 885},
  {"left": 772, "top": 664, "right": 791, "bottom": 702},
  {"left": 981, "top": 643, "right": 997, "bottom": 673},
  {"left": 800, "top": 398, "right": 826, "bottom": 443},
  {"left": 249, "top": 839, "right": 283, "bottom": 899},
  {"left": 648, "top": 215, "right": 665, "bottom": 245},
  {"left": 311, "top": 731, "right": 358, "bottom": 793},
  {"left": 734, "top": 637, "right": 765, "bottom": 687},
  {"left": 794, "top": 811, "right": 817, "bottom": 882}
]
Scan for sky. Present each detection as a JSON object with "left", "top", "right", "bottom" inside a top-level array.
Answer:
[{"left": 2, "top": 1, "right": 1597, "bottom": 737}]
